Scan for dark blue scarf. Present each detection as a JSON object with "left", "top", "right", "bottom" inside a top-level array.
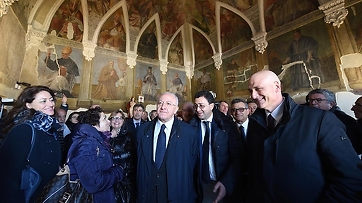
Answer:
[{"left": 14, "top": 109, "right": 62, "bottom": 139}]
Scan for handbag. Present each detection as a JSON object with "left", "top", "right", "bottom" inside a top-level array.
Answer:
[
  {"left": 36, "top": 138, "right": 93, "bottom": 203},
  {"left": 20, "top": 122, "right": 42, "bottom": 203},
  {"left": 35, "top": 165, "right": 93, "bottom": 203}
]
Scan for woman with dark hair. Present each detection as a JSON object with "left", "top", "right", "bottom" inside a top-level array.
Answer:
[
  {"left": 109, "top": 110, "right": 137, "bottom": 203},
  {"left": 0, "top": 85, "right": 62, "bottom": 203},
  {"left": 67, "top": 107, "right": 123, "bottom": 203},
  {"left": 65, "top": 111, "right": 79, "bottom": 132}
]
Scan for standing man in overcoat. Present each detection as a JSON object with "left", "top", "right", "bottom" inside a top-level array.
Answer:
[
  {"left": 190, "top": 90, "right": 242, "bottom": 202},
  {"left": 136, "top": 92, "right": 199, "bottom": 203},
  {"left": 246, "top": 70, "right": 362, "bottom": 202}
]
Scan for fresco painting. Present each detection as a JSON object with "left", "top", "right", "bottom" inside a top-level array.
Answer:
[
  {"left": 168, "top": 34, "right": 184, "bottom": 66},
  {"left": 98, "top": 8, "right": 126, "bottom": 52},
  {"left": 193, "top": 31, "right": 213, "bottom": 65},
  {"left": 91, "top": 55, "right": 128, "bottom": 100},
  {"left": 138, "top": 23, "right": 158, "bottom": 59},
  {"left": 220, "top": 7, "right": 252, "bottom": 52},
  {"left": 167, "top": 69, "right": 187, "bottom": 102},
  {"left": 267, "top": 19, "right": 338, "bottom": 91},
  {"left": 222, "top": 49, "right": 258, "bottom": 98},
  {"left": 264, "top": 0, "right": 319, "bottom": 32},
  {"left": 48, "top": 0, "right": 84, "bottom": 41},
  {"left": 192, "top": 64, "right": 215, "bottom": 97},
  {"left": 38, "top": 45, "right": 83, "bottom": 98},
  {"left": 135, "top": 62, "right": 161, "bottom": 101}
]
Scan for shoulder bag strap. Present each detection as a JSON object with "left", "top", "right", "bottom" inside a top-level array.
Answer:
[{"left": 23, "top": 122, "right": 36, "bottom": 166}]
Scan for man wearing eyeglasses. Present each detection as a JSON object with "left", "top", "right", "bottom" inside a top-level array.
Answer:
[
  {"left": 136, "top": 92, "right": 199, "bottom": 203},
  {"left": 307, "top": 88, "right": 362, "bottom": 155},
  {"left": 190, "top": 90, "right": 242, "bottom": 203},
  {"left": 246, "top": 70, "right": 362, "bottom": 202},
  {"left": 229, "top": 98, "right": 256, "bottom": 202}
]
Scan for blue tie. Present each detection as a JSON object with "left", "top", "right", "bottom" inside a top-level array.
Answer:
[
  {"left": 202, "top": 121, "right": 210, "bottom": 184},
  {"left": 155, "top": 124, "right": 166, "bottom": 169},
  {"left": 135, "top": 122, "right": 140, "bottom": 128}
]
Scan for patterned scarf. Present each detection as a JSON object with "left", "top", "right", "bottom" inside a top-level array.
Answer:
[{"left": 14, "top": 109, "right": 62, "bottom": 139}]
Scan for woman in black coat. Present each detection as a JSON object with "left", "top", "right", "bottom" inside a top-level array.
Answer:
[
  {"left": 0, "top": 86, "right": 62, "bottom": 203},
  {"left": 109, "top": 110, "right": 137, "bottom": 203}
]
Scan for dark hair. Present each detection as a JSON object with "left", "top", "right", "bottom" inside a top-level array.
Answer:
[
  {"left": 307, "top": 88, "right": 336, "bottom": 103},
  {"left": 66, "top": 111, "right": 80, "bottom": 123},
  {"left": 3, "top": 86, "right": 56, "bottom": 134},
  {"left": 219, "top": 100, "right": 228, "bottom": 105},
  {"left": 133, "top": 103, "right": 145, "bottom": 111},
  {"left": 78, "top": 107, "right": 103, "bottom": 126},
  {"left": 231, "top": 98, "right": 247, "bottom": 106},
  {"left": 194, "top": 90, "right": 215, "bottom": 104}
]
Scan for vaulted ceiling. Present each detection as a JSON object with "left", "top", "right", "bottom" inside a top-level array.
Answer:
[{"left": 3, "top": 0, "right": 351, "bottom": 76}]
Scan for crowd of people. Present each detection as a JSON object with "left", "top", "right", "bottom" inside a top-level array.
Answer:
[{"left": 1, "top": 70, "right": 362, "bottom": 203}]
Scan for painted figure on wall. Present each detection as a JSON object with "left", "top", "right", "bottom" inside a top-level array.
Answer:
[
  {"left": 142, "top": 66, "right": 157, "bottom": 100},
  {"left": 116, "top": 71, "right": 127, "bottom": 99},
  {"left": 283, "top": 29, "right": 324, "bottom": 90},
  {"left": 98, "top": 11, "right": 126, "bottom": 52},
  {"left": 48, "top": 0, "right": 83, "bottom": 41},
  {"left": 199, "top": 68, "right": 211, "bottom": 91},
  {"left": 169, "top": 72, "right": 184, "bottom": 101},
  {"left": 264, "top": 0, "right": 318, "bottom": 31},
  {"left": 138, "top": 26, "right": 158, "bottom": 59},
  {"left": 44, "top": 46, "right": 80, "bottom": 97},
  {"left": 93, "top": 60, "right": 120, "bottom": 99},
  {"left": 168, "top": 38, "right": 183, "bottom": 65}
]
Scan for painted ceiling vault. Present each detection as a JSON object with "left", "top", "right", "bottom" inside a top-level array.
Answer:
[{"left": 7, "top": 0, "right": 350, "bottom": 77}]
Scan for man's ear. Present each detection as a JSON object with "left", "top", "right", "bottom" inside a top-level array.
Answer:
[
  {"left": 210, "top": 103, "right": 215, "bottom": 110},
  {"left": 274, "top": 81, "right": 281, "bottom": 92}
]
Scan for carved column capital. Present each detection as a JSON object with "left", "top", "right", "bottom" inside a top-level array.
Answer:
[
  {"left": 212, "top": 53, "right": 222, "bottom": 70},
  {"left": 159, "top": 60, "right": 169, "bottom": 75},
  {"left": 318, "top": 0, "right": 348, "bottom": 28},
  {"left": 82, "top": 41, "right": 97, "bottom": 61},
  {"left": 252, "top": 32, "right": 268, "bottom": 54},
  {"left": 126, "top": 52, "right": 138, "bottom": 69},
  {"left": 185, "top": 62, "right": 194, "bottom": 79},
  {"left": 25, "top": 26, "right": 47, "bottom": 50},
  {"left": 0, "top": 0, "right": 18, "bottom": 17}
]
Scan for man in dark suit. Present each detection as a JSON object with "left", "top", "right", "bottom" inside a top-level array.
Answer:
[
  {"left": 229, "top": 98, "right": 253, "bottom": 202},
  {"left": 307, "top": 88, "right": 362, "bottom": 155},
  {"left": 124, "top": 103, "right": 146, "bottom": 134},
  {"left": 247, "top": 70, "right": 362, "bottom": 202},
  {"left": 190, "top": 90, "right": 242, "bottom": 203},
  {"left": 136, "top": 92, "right": 199, "bottom": 203}
]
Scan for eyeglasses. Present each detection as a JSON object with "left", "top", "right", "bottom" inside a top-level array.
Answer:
[
  {"left": 194, "top": 103, "right": 208, "bottom": 110},
  {"left": 157, "top": 101, "right": 176, "bottom": 107},
  {"left": 231, "top": 107, "right": 248, "bottom": 113},
  {"left": 110, "top": 116, "right": 124, "bottom": 121},
  {"left": 308, "top": 98, "right": 328, "bottom": 103}
]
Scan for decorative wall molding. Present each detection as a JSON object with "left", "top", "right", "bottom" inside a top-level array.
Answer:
[
  {"left": 251, "top": 32, "right": 268, "bottom": 54},
  {"left": 212, "top": 53, "right": 222, "bottom": 70},
  {"left": 185, "top": 62, "right": 194, "bottom": 79},
  {"left": 0, "top": 0, "right": 18, "bottom": 17},
  {"left": 82, "top": 41, "right": 97, "bottom": 61},
  {"left": 159, "top": 59, "right": 169, "bottom": 74},
  {"left": 126, "top": 52, "right": 138, "bottom": 69},
  {"left": 319, "top": 0, "right": 348, "bottom": 28},
  {"left": 25, "top": 25, "right": 47, "bottom": 51}
]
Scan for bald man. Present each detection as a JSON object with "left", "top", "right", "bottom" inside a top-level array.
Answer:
[{"left": 246, "top": 70, "right": 362, "bottom": 202}]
